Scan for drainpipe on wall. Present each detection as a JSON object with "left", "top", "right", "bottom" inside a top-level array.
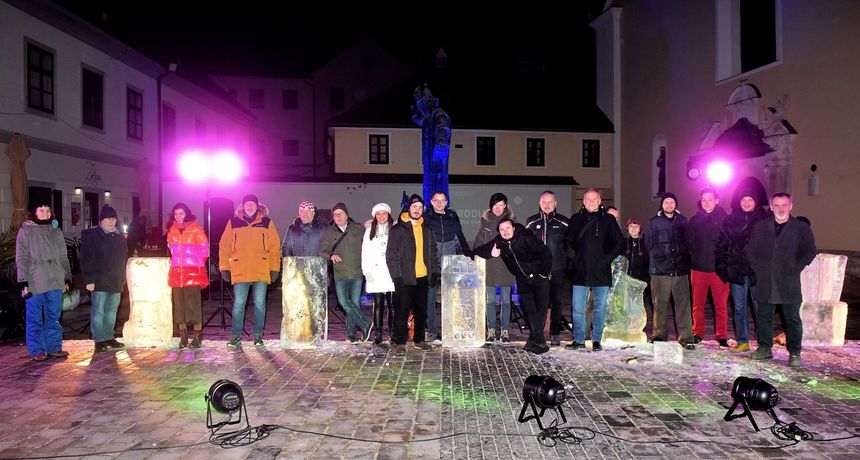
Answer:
[
  {"left": 303, "top": 79, "right": 317, "bottom": 177},
  {"left": 156, "top": 63, "right": 177, "bottom": 231}
]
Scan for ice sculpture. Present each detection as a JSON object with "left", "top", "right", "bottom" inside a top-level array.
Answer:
[
  {"left": 603, "top": 256, "right": 648, "bottom": 343},
  {"left": 281, "top": 256, "right": 328, "bottom": 348},
  {"left": 441, "top": 255, "right": 486, "bottom": 347},
  {"left": 800, "top": 253, "right": 848, "bottom": 346},
  {"left": 122, "top": 257, "right": 174, "bottom": 347},
  {"left": 653, "top": 341, "right": 683, "bottom": 364}
]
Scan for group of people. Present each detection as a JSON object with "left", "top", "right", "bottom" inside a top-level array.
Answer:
[
  {"left": 17, "top": 204, "right": 129, "bottom": 361},
  {"left": 16, "top": 181, "right": 816, "bottom": 365}
]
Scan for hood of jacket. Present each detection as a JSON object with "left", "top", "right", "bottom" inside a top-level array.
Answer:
[{"left": 730, "top": 177, "right": 769, "bottom": 212}]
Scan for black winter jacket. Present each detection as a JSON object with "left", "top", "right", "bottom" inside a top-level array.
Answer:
[
  {"left": 645, "top": 211, "right": 690, "bottom": 276},
  {"left": 283, "top": 217, "right": 324, "bottom": 257},
  {"left": 525, "top": 210, "right": 569, "bottom": 272},
  {"left": 386, "top": 213, "right": 440, "bottom": 285},
  {"left": 624, "top": 236, "right": 650, "bottom": 283},
  {"left": 473, "top": 223, "right": 552, "bottom": 284},
  {"left": 746, "top": 216, "right": 816, "bottom": 304},
  {"left": 80, "top": 226, "right": 129, "bottom": 292},
  {"left": 423, "top": 208, "right": 472, "bottom": 256},
  {"left": 686, "top": 206, "right": 728, "bottom": 272},
  {"left": 564, "top": 206, "right": 624, "bottom": 286},
  {"left": 714, "top": 207, "right": 768, "bottom": 284}
]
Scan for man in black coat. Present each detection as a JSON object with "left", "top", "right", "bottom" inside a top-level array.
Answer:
[
  {"left": 386, "top": 194, "right": 440, "bottom": 353},
  {"left": 474, "top": 218, "right": 553, "bottom": 354},
  {"left": 715, "top": 181, "right": 769, "bottom": 352},
  {"left": 525, "top": 190, "right": 570, "bottom": 346},
  {"left": 563, "top": 189, "right": 623, "bottom": 352},
  {"left": 282, "top": 201, "right": 324, "bottom": 257},
  {"left": 686, "top": 188, "right": 730, "bottom": 347},
  {"left": 645, "top": 192, "right": 695, "bottom": 349},
  {"left": 747, "top": 193, "right": 816, "bottom": 368},
  {"left": 80, "top": 205, "right": 129, "bottom": 352}
]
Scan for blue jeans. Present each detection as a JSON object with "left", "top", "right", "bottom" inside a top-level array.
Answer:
[
  {"left": 730, "top": 277, "right": 758, "bottom": 344},
  {"left": 572, "top": 285, "right": 609, "bottom": 343},
  {"left": 486, "top": 286, "right": 512, "bottom": 331},
  {"left": 335, "top": 275, "right": 369, "bottom": 339},
  {"left": 231, "top": 281, "right": 268, "bottom": 339},
  {"left": 91, "top": 291, "right": 121, "bottom": 343},
  {"left": 26, "top": 290, "right": 63, "bottom": 356}
]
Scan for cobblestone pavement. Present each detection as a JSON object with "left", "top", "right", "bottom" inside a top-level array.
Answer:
[{"left": 2, "top": 290, "right": 859, "bottom": 459}]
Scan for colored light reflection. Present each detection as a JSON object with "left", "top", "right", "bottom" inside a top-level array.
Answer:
[
  {"left": 706, "top": 160, "right": 733, "bottom": 185},
  {"left": 177, "top": 149, "right": 241, "bottom": 184}
]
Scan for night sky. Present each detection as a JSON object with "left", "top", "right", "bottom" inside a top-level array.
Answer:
[{"left": 54, "top": 1, "right": 606, "bottom": 95}]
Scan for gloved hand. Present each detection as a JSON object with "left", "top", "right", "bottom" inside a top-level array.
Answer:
[
  {"left": 431, "top": 273, "right": 441, "bottom": 288},
  {"left": 271, "top": 271, "right": 280, "bottom": 283},
  {"left": 221, "top": 270, "right": 231, "bottom": 283},
  {"left": 461, "top": 248, "right": 473, "bottom": 259}
]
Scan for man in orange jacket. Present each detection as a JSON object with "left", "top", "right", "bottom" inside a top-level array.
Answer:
[{"left": 219, "top": 194, "right": 281, "bottom": 349}]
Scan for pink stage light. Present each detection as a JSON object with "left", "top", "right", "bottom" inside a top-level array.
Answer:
[
  {"left": 706, "top": 160, "right": 733, "bottom": 185},
  {"left": 178, "top": 151, "right": 209, "bottom": 182},
  {"left": 211, "top": 150, "right": 241, "bottom": 183}
]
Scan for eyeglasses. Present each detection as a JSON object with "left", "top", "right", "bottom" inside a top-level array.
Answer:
[{"left": 431, "top": 199, "right": 448, "bottom": 203}]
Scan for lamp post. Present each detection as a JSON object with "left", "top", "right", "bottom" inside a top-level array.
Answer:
[{"left": 176, "top": 149, "right": 242, "bottom": 330}]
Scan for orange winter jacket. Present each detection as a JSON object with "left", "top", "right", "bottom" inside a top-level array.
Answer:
[
  {"left": 166, "top": 219, "right": 209, "bottom": 288},
  {"left": 218, "top": 204, "right": 281, "bottom": 283}
]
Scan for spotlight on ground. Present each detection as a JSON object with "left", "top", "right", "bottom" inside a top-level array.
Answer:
[
  {"left": 205, "top": 379, "right": 248, "bottom": 430},
  {"left": 723, "top": 376, "right": 781, "bottom": 431},
  {"left": 518, "top": 375, "right": 568, "bottom": 431}
]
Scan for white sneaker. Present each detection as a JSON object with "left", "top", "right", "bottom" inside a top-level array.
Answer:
[{"left": 486, "top": 328, "right": 496, "bottom": 343}]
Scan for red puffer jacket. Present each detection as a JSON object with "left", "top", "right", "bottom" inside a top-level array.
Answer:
[{"left": 166, "top": 219, "right": 209, "bottom": 288}]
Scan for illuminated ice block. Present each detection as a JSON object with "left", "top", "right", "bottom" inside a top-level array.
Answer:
[
  {"left": 280, "top": 256, "right": 328, "bottom": 348},
  {"left": 652, "top": 341, "right": 683, "bottom": 364},
  {"left": 800, "top": 254, "right": 848, "bottom": 346},
  {"left": 122, "top": 257, "right": 174, "bottom": 347},
  {"left": 604, "top": 256, "right": 648, "bottom": 343},
  {"left": 441, "top": 255, "right": 486, "bottom": 347}
]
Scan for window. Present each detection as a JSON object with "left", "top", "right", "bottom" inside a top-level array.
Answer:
[
  {"left": 740, "top": 0, "right": 777, "bottom": 73},
  {"left": 582, "top": 139, "right": 600, "bottom": 168},
  {"left": 81, "top": 67, "right": 103, "bottom": 129},
  {"left": 195, "top": 118, "right": 206, "bottom": 140},
  {"left": 127, "top": 88, "right": 143, "bottom": 140},
  {"left": 526, "top": 138, "right": 545, "bottom": 167},
  {"left": 27, "top": 43, "right": 54, "bottom": 113},
  {"left": 368, "top": 134, "right": 389, "bottom": 164},
  {"left": 283, "top": 139, "right": 299, "bottom": 156},
  {"left": 282, "top": 89, "right": 298, "bottom": 110},
  {"left": 330, "top": 87, "right": 345, "bottom": 110},
  {"left": 162, "top": 104, "right": 176, "bottom": 150},
  {"left": 716, "top": 0, "right": 781, "bottom": 82},
  {"left": 249, "top": 88, "right": 264, "bottom": 109},
  {"left": 476, "top": 137, "right": 496, "bottom": 166}
]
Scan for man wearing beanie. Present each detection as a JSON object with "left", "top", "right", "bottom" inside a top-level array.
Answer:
[
  {"left": 715, "top": 179, "right": 769, "bottom": 353},
  {"left": 645, "top": 192, "right": 696, "bottom": 349},
  {"left": 319, "top": 202, "right": 372, "bottom": 343},
  {"left": 283, "top": 201, "right": 324, "bottom": 257},
  {"left": 219, "top": 194, "right": 281, "bottom": 349},
  {"left": 386, "top": 194, "right": 440, "bottom": 353},
  {"left": 423, "top": 190, "right": 471, "bottom": 344},
  {"left": 80, "top": 204, "right": 129, "bottom": 352}
]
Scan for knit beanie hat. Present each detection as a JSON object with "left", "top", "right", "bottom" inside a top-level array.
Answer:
[
  {"left": 242, "top": 194, "right": 259, "bottom": 205},
  {"left": 371, "top": 203, "right": 392, "bottom": 217},
  {"left": 332, "top": 202, "right": 349, "bottom": 216},
  {"left": 99, "top": 205, "right": 118, "bottom": 220}
]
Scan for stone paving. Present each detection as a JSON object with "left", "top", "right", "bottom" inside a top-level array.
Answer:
[{"left": 1, "top": 292, "right": 859, "bottom": 459}]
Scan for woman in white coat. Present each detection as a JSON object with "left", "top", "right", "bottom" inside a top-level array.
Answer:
[{"left": 362, "top": 203, "right": 396, "bottom": 345}]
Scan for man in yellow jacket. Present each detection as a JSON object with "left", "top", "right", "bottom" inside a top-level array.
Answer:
[{"left": 219, "top": 194, "right": 281, "bottom": 349}]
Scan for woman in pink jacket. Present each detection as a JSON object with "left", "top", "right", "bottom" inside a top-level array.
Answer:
[{"left": 166, "top": 203, "right": 209, "bottom": 348}]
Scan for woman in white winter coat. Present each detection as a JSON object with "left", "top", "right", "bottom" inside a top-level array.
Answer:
[{"left": 362, "top": 203, "right": 395, "bottom": 345}]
